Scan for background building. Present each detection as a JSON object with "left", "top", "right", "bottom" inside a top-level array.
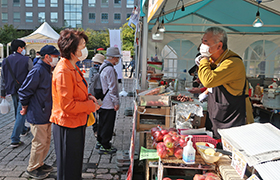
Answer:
[{"left": 0, "top": 0, "right": 135, "bottom": 30}]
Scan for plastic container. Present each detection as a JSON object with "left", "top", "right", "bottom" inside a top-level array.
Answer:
[
  {"left": 176, "top": 133, "right": 218, "bottom": 150},
  {"left": 268, "top": 79, "right": 278, "bottom": 89},
  {"left": 182, "top": 135, "right": 196, "bottom": 164},
  {"left": 197, "top": 148, "right": 222, "bottom": 164}
]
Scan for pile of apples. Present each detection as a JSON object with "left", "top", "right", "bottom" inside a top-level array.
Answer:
[
  {"left": 193, "top": 172, "right": 220, "bottom": 180},
  {"left": 151, "top": 126, "right": 189, "bottom": 159}
]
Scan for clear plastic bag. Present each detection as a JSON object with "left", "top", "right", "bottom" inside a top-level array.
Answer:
[{"left": 0, "top": 98, "right": 11, "bottom": 114}]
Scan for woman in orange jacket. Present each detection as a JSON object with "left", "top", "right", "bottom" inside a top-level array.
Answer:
[{"left": 50, "top": 29, "right": 99, "bottom": 180}]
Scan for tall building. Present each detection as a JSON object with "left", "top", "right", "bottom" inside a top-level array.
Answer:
[{"left": 0, "top": 0, "right": 135, "bottom": 30}]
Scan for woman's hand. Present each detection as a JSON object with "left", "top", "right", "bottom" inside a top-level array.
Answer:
[{"left": 88, "top": 95, "right": 97, "bottom": 103}]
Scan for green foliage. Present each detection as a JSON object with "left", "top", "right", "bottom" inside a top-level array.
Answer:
[
  {"left": 120, "top": 21, "right": 135, "bottom": 56},
  {"left": 0, "top": 24, "right": 27, "bottom": 45},
  {"left": 0, "top": 24, "right": 31, "bottom": 56},
  {"left": 83, "top": 28, "right": 110, "bottom": 59}
]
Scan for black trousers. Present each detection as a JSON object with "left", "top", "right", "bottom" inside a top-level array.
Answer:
[
  {"left": 92, "top": 110, "right": 100, "bottom": 133},
  {"left": 97, "top": 108, "right": 116, "bottom": 149},
  {"left": 53, "top": 123, "right": 86, "bottom": 180}
]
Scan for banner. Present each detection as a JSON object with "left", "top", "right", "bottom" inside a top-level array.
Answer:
[
  {"left": 122, "top": 51, "right": 131, "bottom": 63},
  {"left": 109, "top": 29, "right": 123, "bottom": 80}
]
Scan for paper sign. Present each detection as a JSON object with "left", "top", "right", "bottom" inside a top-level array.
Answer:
[
  {"left": 247, "top": 174, "right": 260, "bottom": 180},
  {"left": 139, "top": 146, "right": 158, "bottom": 160},
  {"left": 231, "top": 147, "right": 247, "bottom": 178}
]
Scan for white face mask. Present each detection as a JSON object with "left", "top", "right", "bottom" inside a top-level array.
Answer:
[
  {"left": 50, "top": 57, "right": 59, "bottom": 67},
  {"left": 77, "top": 47, "right": 88, "bottom": 61},
  {"left": 21, "top": 49, "right": 26, "bottom": 56},
  {"left": 199, "top": 43, "right": 212, "bottom": 57},
  {"left": 36, "top": 55, "right": 40, "bottom": 58}
]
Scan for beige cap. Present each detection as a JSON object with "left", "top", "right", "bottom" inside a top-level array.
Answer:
[{"left": 92, "top": 54, "right": 105, "bottom": 64}]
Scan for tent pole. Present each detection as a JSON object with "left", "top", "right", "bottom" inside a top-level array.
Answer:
[{"left": 140, "top": 16, "right": 148, "bottom": 89}]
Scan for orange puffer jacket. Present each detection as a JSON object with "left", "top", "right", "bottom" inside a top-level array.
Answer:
[{"left": 50, "top": 58, "right": 96, "bottom": 128}]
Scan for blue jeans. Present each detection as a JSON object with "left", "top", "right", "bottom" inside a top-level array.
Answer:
[{"left": 11, "top": 94, "right": 27, "bottom": 143}]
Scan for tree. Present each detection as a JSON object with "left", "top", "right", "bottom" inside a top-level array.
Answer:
[
  {"left": 0, "top": 24, "right": 30, "bottom": 57},
  {"left": 84, "top": 28, "right": 109, "bottom": 59},
  {"left": 120, "top": 21, "right": 135, "bottom": 56}
]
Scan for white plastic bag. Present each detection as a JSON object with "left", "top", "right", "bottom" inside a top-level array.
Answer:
[{"left": 0, "top": 99, "right": 11, "bottom": 114}]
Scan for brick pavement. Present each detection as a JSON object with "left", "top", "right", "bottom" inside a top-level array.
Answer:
[{"left": 0, "top": 78, "right": 137, "bottom": 180}]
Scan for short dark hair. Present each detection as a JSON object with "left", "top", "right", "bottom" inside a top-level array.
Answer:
[
  {"left": 11, "top": 39, "right": 25, "bottom": 52},
  {"left": 57, "top": 29, "right": 88, "bottom": 60}
]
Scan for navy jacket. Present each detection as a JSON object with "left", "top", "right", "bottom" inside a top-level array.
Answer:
[
  {"left": 1, "top": 52, "right": 30, "bottom": 96},
  {"left": 18, "top": 60, "right": 52, "bottom": 124}
]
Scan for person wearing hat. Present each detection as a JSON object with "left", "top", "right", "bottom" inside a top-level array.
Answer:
[
  {"left": 97, "top": 47, "right": 122, "bottom": 154},
  {"left": 18, "top": 45, "right": 60, "bottom": 179},
  {"left": 88, "top": 54, "right": 105, "bottom": 138},
  {"left": 0, "top": 39, "right": 33, "bottom": 148}
]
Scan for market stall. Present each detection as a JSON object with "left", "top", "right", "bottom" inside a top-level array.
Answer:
[
  {"left": 6, "top": 22, "right": 59, "bottom": 57},
  {"left": 127, "top": 0, "right": 280, "bottom": 179}
]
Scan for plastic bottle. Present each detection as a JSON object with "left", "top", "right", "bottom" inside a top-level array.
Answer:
[
  {"left": 248, "top": 83, "right": 254, "bottom": 97},
  {"left": 183, "top": 135, "right": 196, "bottom": 164},
  {"left": 268, "top": 79, "right": 278, "bottom": 89},
  {"left": 174, "top": 79, "right": 178, "bottom": 92},
  {"left": 254, "top": 83, "right": 262, "bottom": 98}
]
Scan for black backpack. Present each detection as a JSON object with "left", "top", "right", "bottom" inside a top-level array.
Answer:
[{"left": 89, "top": 63, "right": 113, "bottom": 100}]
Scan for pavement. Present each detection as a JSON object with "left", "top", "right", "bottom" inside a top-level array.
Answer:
[{"left": 0, "top": 74, "right": 138, "bottom": 180}]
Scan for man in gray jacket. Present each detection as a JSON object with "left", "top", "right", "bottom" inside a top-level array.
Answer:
[{"left": 97, "top": 47, "right": 121, "bottom": 155}]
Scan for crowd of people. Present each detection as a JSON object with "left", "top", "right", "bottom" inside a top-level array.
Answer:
[
  {"left": 0, "top": 29, "right": 121, "bottom": 179},
  {"left": 0, "top": 26, "right": 254, "bottom": 179}
]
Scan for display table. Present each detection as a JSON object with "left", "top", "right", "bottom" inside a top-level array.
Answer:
[
  {"left": 145, "top": 133, "right": 215, "bottom": 180},
  {"left": 144, "top": 132, "right": 248, "bottom": 180}
]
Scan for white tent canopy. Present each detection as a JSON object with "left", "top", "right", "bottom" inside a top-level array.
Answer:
[
  {"left": 7, "top": 22, "right": 60, "bottom": 56},
  {"left": 25, "top": 22, "right": 60, "bottom": 40}
]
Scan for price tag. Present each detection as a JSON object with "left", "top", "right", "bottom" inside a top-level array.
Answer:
[
  {"left": 231, "top": 148, "right": 247, "bottom": 178},
  {"left": 247, "top": 174, "right": 260, "bottom": 180}
]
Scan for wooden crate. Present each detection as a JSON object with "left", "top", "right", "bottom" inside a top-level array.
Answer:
[{"left": 136, "top": 106, "right": 170, "bottom": 132}]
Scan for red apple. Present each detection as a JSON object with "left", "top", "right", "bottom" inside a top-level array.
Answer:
[
  {"left": 153, "top": 130, "right": 163, "bottom": 142},
  {"left": 152, "top": 140, "right": 158, "bottom": 149},
  {"left": 168, "top": 131, "right": 178, "bottom": 136},
  {"left": 164, "top": 137, "right": 174, "bottom": 148},
  {"left": 166, "top": 147, "right": 174, "bottom": 156},
  {"left": 157, "top": 144, "right": 168, "bottom": 159},
  {"left": 163, "top": 178, "right": 172, "bottom": 180},
  {"left": 205, "top": 173, "right": 220, "bottom": 180},
  {"left": 193, "top": 174, "right": 206, "bottom": 180},
  {"left": 163, "top": 134, "right": 172, "bottom": 142},
  {"left": 174, "top": 146, "right": 183, "bottom": 159},
  {"left": 151, "top": 127, "right": 159, "bottom": 135},
  {"left": 156, "top": 142, "right": 165, "bottom": 149},
  {"left": 161, "top": 129, "right": 169, "bottom": 136},
  {"left": 180, "top": 135, "right": 187, "bottom": 140},
  {"left": 179, "top": 138, "right": 188, "bottom": 148},
  {"left": 172, "top": 135, "right": 180, "bottom": 146}
]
